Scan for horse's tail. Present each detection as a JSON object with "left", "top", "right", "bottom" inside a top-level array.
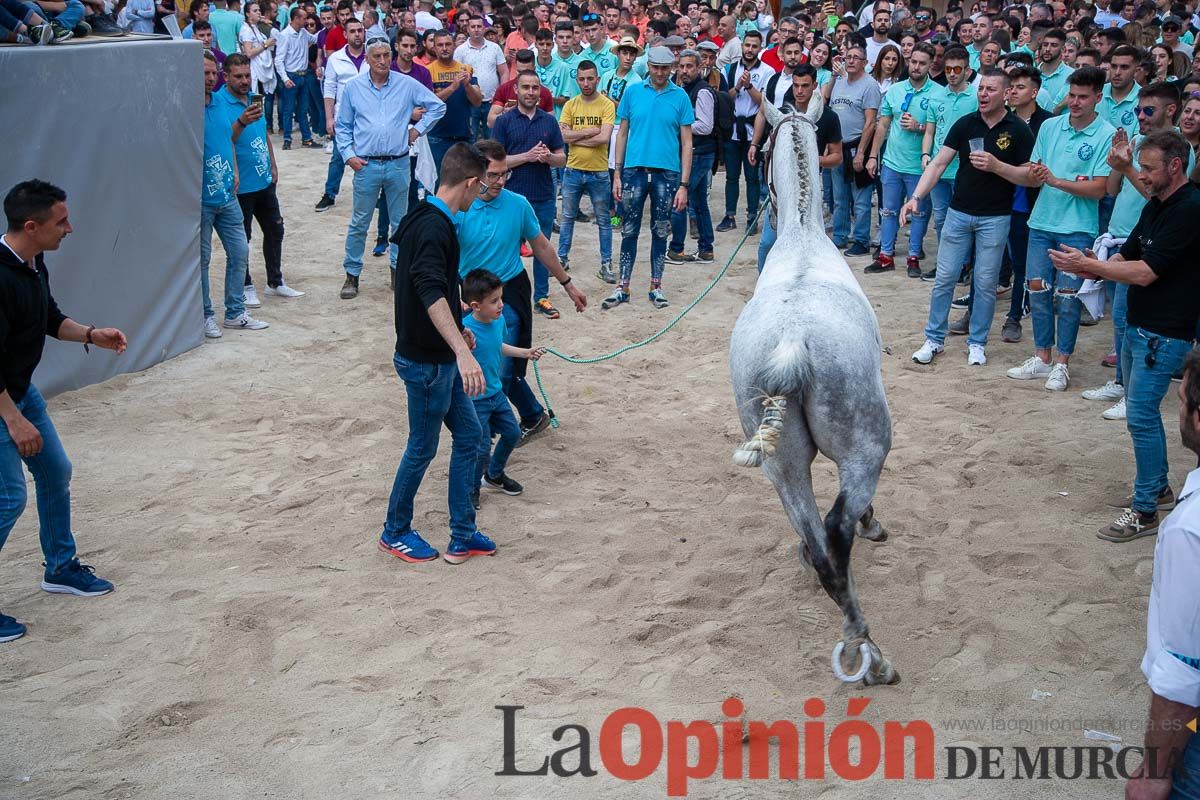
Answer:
[{"left": 733, "top": 338, "right": 808, "bottom": 468}]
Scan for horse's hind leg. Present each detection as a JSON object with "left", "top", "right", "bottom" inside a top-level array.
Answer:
[
  {"left": 823, "top": 459, "right": 898, "bottom": 685},
  {"left": 856, "top": 503, "right": 888, "bottom": 542}
]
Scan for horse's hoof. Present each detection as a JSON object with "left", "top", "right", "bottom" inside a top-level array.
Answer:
[
  {"left": 863, "top": 662, "right": 901, "bottom": 686},
  {"left": 857, "top": 521, "right": 888, "bottom": 542}
]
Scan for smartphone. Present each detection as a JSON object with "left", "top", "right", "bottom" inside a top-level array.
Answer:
[{"left": 249, "top": 93, "right": 264, "bottom": 113}]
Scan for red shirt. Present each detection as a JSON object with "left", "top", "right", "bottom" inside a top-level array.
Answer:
[
  {"left": 492, "top": 78, "right": 554, "bottom": 113},
  {"left": 324, "top": 24, "right": 346, "bottom": 53}
]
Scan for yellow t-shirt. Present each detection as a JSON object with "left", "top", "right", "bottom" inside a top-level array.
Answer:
[{"left": 561, "top": 93, "right": 616, "bottom": 172}]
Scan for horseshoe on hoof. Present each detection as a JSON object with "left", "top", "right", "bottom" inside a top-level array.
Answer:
[{"left": 831, "top": 641, "right": 872, "bottom": 683}]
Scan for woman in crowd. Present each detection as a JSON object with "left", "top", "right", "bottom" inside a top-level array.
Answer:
[
  {"left": 871, "top": 42, "right": 902, "bottom": 92},
  {"left": 239, "top": 1, "right": 278, "bottom": 133}
]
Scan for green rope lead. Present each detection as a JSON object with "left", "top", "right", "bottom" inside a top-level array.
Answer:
[{"left": 531, "top": 202, "right": 765, "bottom": 428}]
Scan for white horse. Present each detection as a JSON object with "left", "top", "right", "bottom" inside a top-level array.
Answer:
[{"left": 729, "top": 98, "right": 898, "bottom": 685}]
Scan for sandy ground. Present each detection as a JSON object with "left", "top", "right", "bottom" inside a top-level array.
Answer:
[{"left": 1, "top": 139, "right": 1193, "bottom": 800}]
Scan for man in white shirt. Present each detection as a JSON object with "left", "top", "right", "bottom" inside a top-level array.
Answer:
[
  {"left": 414, "top": 0, "right": 441, "bottom": 33},
  {"left": 274, "top": 6, "right": 320, "bottom": 149},
  {"left": 865, "top": 6, "right": 893, "bottom": 70},
  {"left": 716, "top": 29, "right": 774, "bottom": 234},
  {"left": 454, "top": 13, "right": 508, "bottom": 140},
  {"left": 315, "top": 17, "right": 368, "bottom": 211},
  {"left": 715, "top": 14, "right": 740, "bottom": 69},
  {"left": 1127, "top": 350, "right": 1200, "bottom": 800}
]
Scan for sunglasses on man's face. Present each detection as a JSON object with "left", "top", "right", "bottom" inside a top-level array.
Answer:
[
  {"left": 944, "top": 64, "right": 965, "bottom": 74},
  {"left": 915, "top": 13, "right": 930, "bottom": 20},
  {"left": 1136, "top": 105, "right": 1158, "bottom": 116}
]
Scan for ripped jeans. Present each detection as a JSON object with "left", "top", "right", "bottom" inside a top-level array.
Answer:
[
  {"left": 879, "top": 166, "right": 930, "bottom": 258},
  {"left": 619, "top": 167, "right": 679, "bottom": 288},
  {"left": 1025, "top": 228, "right": 1092, "bottom": 357}
]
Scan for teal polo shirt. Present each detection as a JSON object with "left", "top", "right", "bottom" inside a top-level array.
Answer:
[
  {"left": 965, "top": 43, "right": 982, "bottom": 70},
  {"left": 880, "top": 78, "right": 947, "bottom": 175},
  {"left": 1098, "top": 83, "right": 1140, "bottom": 133},
  {"left": 1108, "top": 131, "right": 1196, "bottom": 238},
  {"left": 581, "top": 41, "right": 618, "bottom": 75},
  {"left": 214, "top": 87, "right": 273, "bottom": 196},
  {"left": 1028, "top": 113, "right": 1115, "bottom": 236},
  {"left": 1036, "top": 61, "right": 1074, "bottom": 111},
  {"left": 455, "top": 189, "right": 542, "bottom": 284},
  {"left": 928, "top": 85, "right": 978, "bottom": 180},
  {"left": 536, "top": 57, "right": 574, "bottom": 119},
  {"left": 616, "top": 80, "right": 695, "bottom": 174},
  {"left": 553, "top": 49, "right": 585, "bottom": 102}
]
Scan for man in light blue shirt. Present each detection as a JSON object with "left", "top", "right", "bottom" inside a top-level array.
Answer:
[
  {"left": 335, "top": 39, "right": 446, "bottom": 299},
  {"left": 1035, "top": 29, "right": 1074, "bottom": 110},
  {"left": 606, "top": 45, "right": 694, "bottom": 311}
]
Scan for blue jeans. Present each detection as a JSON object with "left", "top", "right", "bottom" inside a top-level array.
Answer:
[
  {"left": 1004, "top": 210, "right": 1030, "bottom": 322},
  {"left": 0, "top": 385, "right": 77, "bottom": 575},
  {"left": 723, "top": 139, "right": 760, "bottom": 221},
  {"left": 830, "top": 162, "right": 873, "bottom": 247},
  {"left": 384, "top": 354, "right": 480, "bottom": 545},
  {"left": 1112, "top": 280, "right": 1129, "bottom": 385},
  {"left": 501, "top": 300, "right": 543, "bottom": 425},
  {"left": 277, "top": 71, "right": 312, "bottom": 143},
  {"left": 200, "top": 199, "right": 248, "bottom": 319},
  {"left": 342, "top": 159, "right": 409, "bottom": 276},
  {"left": 43, "top": 0, "right": 83, "bottom": 27},
  {"left": 1026, "top": 228, "right": 1092, "bottom": 356},
  {"left": 529, "top": 198, "right": 556, "bottom": 301},
  {"left": 559, "top": 168, "right": 613, "bottom": 265},
  {"left": 304, "top": 72, "right": 325, "bottom": 135},
  {"left": 880, "top": 166, "right": 929, "bottom": 258},
  {"left": 0, "top": 0, "right": 38, "bottom": 33},
  {"left": 472, "top": 391, "right": 521, "bottom": 486},
  {"left": 619, "top": 167, "right": 679, "bottom": 288},
  {"left": 1172, "top": 732, "right": 1200, "bottom": 800},
  {"left": 669, "top": 151, "right": 714, "bottom": 255},
  {"left": 923, "top": 209, "right": 1009, "bottom": 347},
  {"left": 469, "top": 103, "right": 489, "bottom": 142},
  {"left": 930, "top": 177, "right": 954, "bottom": 239},
  {"left": 757, "top": 206, "right": 776, "bottom": 273},
  {"left": 1121, "top": 326, "right": 1192, "bottom": 515},
  {"left": 428, "top": 136, "right": 468, "bottom": 189},
  {"left": 324, "top": 147, "right": 345, "bottom": 198}
]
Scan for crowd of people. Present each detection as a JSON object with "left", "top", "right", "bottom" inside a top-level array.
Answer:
[{"left": 7, "top": 0, "right": 1200, "bottom": 793}]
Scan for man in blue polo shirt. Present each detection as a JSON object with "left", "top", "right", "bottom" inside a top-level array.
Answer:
[
  {"left": 996, "top": 66, "right": 1113, "bottom": 392},
  {"left": 200, "top": 51, "right": 268, "bottom": 338},
  {"left": 605, "top": 45, "right": 694, "bottom": 311},
  {"left": 456, "top": 139, "right": 586, "bottom": 445},
  {"left": 492, "top": 70, "right": 566, "bottom": 319}
]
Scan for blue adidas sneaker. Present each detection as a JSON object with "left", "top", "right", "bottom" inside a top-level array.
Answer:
[
  {"left": 443, "top": 531, "right": 497, "bottom": 565},
  {"left": 0, "top": 613, "right": 26, "bottom": 643},
  {"left": 41, "top": 560, "right": 114, "bottom": 596},
  {"left": 378, "top": 531, "right": 438, "bottom": 563}
]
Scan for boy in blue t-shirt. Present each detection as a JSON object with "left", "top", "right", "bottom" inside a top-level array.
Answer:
[{"left": 461, "top": 270, "right": 546, "bottom": 509}]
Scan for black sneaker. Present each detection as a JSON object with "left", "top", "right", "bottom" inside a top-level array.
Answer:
[
  {"left": 282, "top": 141, "right": 293, "bottom": 151},
  {"left": 85, "top": 12, "right": 123, "bottom": 34},
  {"left": 1001, "top": 318, "right": 1022, "bottom": 343},
  {"left": 340, "top": 273, "right": 359, "bottom": 299},
  {"left": 920, "top": 268, "right": 937, "bottom": 282},
  {"left": 576, "top": 210, "right": 591, "bottom": 224},
  {"left": 948, "top": 312, "right": 970, "bottom": 336},
  {"left": 863, "top": 256, "right": 894, "bottom": 274},
  {"left": 315, "top": 194, "right": 335, "bottom": 212},
  {"left": 50, "top": 20, "right": 73, "bottom": 41},
  {"left": 665, "top": 250, "right": 692, "bottom": 264},
  {"left": 844, "top": 242, "right": 870, "bottom": 257},
  {"left": 693, "top": 251, "right": 715, "bottom": 264},
  {"left": 905, "top": 257, "right": 921, "bottom": 278},
  {"left": 957, "top": 265, "right": 973, "bottom": 285},
  {"left": 470, "top": 487, "right": 481, "bottom": 510},
  {"left": 516, "top": 412, "right": 551, "bottom": 448},
  {"left": 716, "top": 216, "right": 736, "bottom": 232},
  {"left": 483, "top": 471, "right": 524, "bottom": 496},
  {"left": 950, "top": 294, "right": 970, "bottom": 310}
]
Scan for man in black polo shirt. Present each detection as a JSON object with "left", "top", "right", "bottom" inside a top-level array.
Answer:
[
  {"left": 902, "top": 67, "right": 1035, "bottom": 367},
  {"left": 0, "top": 180, "right": 129, "bottom": 643},
  {"left": 1049, "top": 130, "right": 1200, "bottom": 543},
  {"left": 378, "top": 143, "right": 497, "bottom": 566}
]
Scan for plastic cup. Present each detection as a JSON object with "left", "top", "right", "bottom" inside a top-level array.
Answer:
[{"left": 969, "top": 137, "right": 985, "bottom": 153}]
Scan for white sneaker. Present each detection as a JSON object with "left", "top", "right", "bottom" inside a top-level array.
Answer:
[
  {"left": 1082, "top": 380, "right": 1124, "bottom": 401},
  {"left": 203, "top": 317, "right": 222, "bottom": 339},
  {"left": 243, "top": 285, "right": 261, "bottom": 307},
  {"left": 1102, "top": 396, "right": 1127, "bottom": 420},
  {"left": 223, "top": 313, "right": 269, "bottom": 330},
  {"left": 911, "top": 340, "right": 944, "bottom": 364},
  {"left": 967, "top": 344, "right": 987, "bottom": 366},
  {"left": 265, "top": 283, "right": 305, "bottom": 298},
  {"left": 1007, "top": 355, "right": 1053, "bottom": 380},
  {"left": 1044, "top": 363, "right": 1070, "bottom": 392}
]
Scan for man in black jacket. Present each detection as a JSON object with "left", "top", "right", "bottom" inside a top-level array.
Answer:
[
  {"left": 378, "top": 142, "right": 496, "bottom": 566},
  {"left": 1, "top": 180, "right": 129, "bottom": 644}
]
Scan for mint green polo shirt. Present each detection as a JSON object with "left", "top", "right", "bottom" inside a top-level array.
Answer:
[
  {"left": 965, "top": 43, "right": 982, "bottom": 70},
  {"left": 553, "top": 49, "right": 585, "bottom": 102},
  {"left": 929, "top": 85, "right": 979, "bottom": 180},
  {"left": 1107, "top": 131, "right": 1196, "bottom": 238},
  {"left": 1098, "top": 83, "right": 1140, "bottom": 134},
  {"left": 1028, "top": 113, "right": 1115, "bottom": 236},
  {"left": 581, "top": 40, "right": 618, "bottom": 75},
  {"left": 535, "top": 58, "right": 573, "bottom": 119},
  {"left": 880, "top": 78, "right": 947, "bottom": 175},
  {"left": 1036, "top": 61, "right": 1074, "bottom": 111}
]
